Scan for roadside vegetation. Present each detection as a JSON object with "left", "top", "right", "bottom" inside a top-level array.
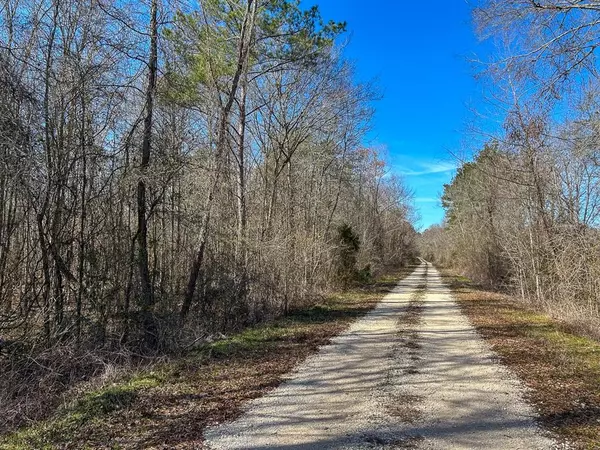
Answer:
[
  {"left": 420, "top": 1, "right": 600, "bottom": 342},
  {"left": 0, "top": 266, "right": 415, "bottom": 449},
  {"left": 443, "top": 270, "right": 600, "bottom": 449},
  {"left": 0, "top": 0, "right": 418, "bottom": 439}
]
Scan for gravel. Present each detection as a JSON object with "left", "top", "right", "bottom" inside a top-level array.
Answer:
[{"left": 204, "top": 262, "right": 557, "bottom": 449}]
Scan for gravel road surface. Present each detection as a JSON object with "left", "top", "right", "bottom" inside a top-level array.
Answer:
[{"left": 205, "top": 262, "right": 556, "bottom": 449}]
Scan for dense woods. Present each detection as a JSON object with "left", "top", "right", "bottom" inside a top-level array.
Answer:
[
  {"left": 420, "top": 0, "right": 600, "bottom": 338},
  {"left": 0, "top": 0, "right": 416, "bottom": 428}
]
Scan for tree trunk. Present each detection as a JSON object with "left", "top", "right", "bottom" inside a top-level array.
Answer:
[
  {"left": 137, "top": 0, "right": 158, "bottom": 350},
  {"left": 76, "top": 89, "right": 88, "bottom": 344},
  {"left": 236, "top": 72, "right": 248, "bottom": 264},
  {"left": 181, "top": 0, "right": 257, "bottom": 323}
]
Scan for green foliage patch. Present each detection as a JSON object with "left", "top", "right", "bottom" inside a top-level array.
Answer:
[{"left": 1, "top": 374, "right": 162, "bottom": 449}]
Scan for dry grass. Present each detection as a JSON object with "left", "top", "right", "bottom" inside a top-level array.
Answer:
[
  {"left": 0, "top": 265, "right": 416, "bottom": 450},
  {"left": 441, "top": 269, "right": 600, "bottom": 449}
]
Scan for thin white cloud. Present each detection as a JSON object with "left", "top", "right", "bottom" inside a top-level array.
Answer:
[
  {"left": 398, "top": 161, "right": 458, "bottom": 177},
  {"left": 414, "top": 197, "right": 440, "bottom": 204}
]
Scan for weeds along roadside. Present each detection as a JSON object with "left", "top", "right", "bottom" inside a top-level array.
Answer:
[{"left": 0, "top": 265, "right": 417, "bottom": 450}]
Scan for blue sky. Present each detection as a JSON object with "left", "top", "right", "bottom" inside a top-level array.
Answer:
[{"left": 315, "top": 0, "right": 493, "bottom": 230}]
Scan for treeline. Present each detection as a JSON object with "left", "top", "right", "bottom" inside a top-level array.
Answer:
[
  {"left": 420, "top": 0, "right": 600, "bottom": 337},
  {"left": 0, "top": 0, "right": 416, "bottom": 358}
]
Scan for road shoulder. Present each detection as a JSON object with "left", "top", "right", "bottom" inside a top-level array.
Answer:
[{"left": 442, "top": 269, "right": 600, "bottom": 449}]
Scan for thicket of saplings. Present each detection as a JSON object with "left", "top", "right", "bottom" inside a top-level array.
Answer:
[
  {"left": 420, "top": 139, "right": 600, "bottom": 340},
  {"left": 0, "top": 0, "right": 417, "bottom": 432}
]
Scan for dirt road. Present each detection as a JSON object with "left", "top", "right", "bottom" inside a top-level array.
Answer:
[{"left": 205, "top": 262, "right": 556, "bottom": 449}]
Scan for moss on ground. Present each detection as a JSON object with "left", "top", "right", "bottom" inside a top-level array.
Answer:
[{"left": 3, "top": 374, "right": 163, "bottom": 449}]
